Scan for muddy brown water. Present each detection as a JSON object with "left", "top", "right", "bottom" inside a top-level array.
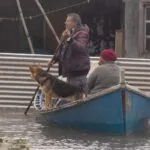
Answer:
[{"left": 0, "top": 108, "right": 150, "bottom": 150}]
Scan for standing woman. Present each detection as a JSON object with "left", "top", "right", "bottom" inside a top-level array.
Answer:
[{"left": 48, "top": 13, "right": 90, "bottom": 97}]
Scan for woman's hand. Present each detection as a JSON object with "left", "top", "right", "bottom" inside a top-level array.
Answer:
[{"left": 61, "top": 29, "right": 71, "bottom": 41}]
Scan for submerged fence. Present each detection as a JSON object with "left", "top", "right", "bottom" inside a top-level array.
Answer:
[{"left": 0, "top": 53, "right": 150, "bottom": 108}]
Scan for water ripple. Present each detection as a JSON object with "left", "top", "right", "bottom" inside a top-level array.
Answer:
[{"left": 0, "top": 109, "right": 150, "bottom": 150}]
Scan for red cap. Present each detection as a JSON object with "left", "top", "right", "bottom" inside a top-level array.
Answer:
[{"left": 100, "top": 49, "right": 117, "bottom": 61}]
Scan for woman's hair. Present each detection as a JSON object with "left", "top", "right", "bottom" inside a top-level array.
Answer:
[{"left": 67, "top": 13, "right": 82, "bottom": 26}]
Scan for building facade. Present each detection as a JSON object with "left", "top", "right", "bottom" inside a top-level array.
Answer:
[{"left": 0, "top": 0, "right": 149, "bottom": 58}]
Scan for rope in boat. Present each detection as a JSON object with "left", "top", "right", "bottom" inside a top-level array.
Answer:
[{"left": 34, "top": 89, "right": 45, "bottom": 111}]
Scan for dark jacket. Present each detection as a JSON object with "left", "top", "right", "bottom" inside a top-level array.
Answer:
[
  {"left": 53, "top": 25, "right": 90, "bottom": 77},
  {"left": 88, "top": 62, "right": 120, "bottom": 94}
]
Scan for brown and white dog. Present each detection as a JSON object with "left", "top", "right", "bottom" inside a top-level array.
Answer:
[{"left": 29, "top": 65, "right": 83, "bottom": 110}]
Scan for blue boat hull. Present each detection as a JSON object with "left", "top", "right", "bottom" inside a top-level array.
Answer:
[
  {"left": 124, "top": 89, "right": 150, "bottom": 135},
  {"left": 42, "top": 85, "right": 150, "bottom": 135}
]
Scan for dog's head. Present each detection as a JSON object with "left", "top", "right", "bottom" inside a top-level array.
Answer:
[
  {"left": 29, "top": 65, "right": 42, "bottom": 79},
  {"left": 29, "top": 65, "right": 50, "bottom": 86}
]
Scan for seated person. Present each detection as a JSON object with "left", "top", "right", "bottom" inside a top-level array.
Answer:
[{"left": 88, "top": 49, "right": 120, "bottom": 94}]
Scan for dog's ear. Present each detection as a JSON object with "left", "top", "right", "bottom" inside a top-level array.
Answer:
[
  {"left": 38, "top": 63, "right": 42, "bottom": 68},
  {"left": 29, "top": 66, "right": 37, "bottom": 78},
  {"left": 29, "top": 66, "right": 32, "bottom": 71},
  {"left": 29, "top": 66, "right": 34, "bottom": 73}
]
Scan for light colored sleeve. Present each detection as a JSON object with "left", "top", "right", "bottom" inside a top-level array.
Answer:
[{"left": 87, "top": 67, "right": 98, "bottom": 92}]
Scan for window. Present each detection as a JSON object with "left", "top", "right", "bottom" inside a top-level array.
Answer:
[{"left": 144, "top": 6, "right": 150, "bottom": 51}]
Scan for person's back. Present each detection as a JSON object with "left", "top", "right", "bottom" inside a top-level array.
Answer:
[
  {"left": 88, "top": 49, "right": 120, "bottom": 95},
  {"left": 88, "top": 62, "right": 120, "bottom": 94}
]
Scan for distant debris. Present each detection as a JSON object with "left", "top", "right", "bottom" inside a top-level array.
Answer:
[{"left": 0, "top": 137, "right": 30, "bottom": 150}]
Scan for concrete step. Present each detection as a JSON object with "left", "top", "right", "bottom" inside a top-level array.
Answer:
[
  {"left": 128, "top": 81, "right": 150, "bottom": 86},
  {"left": 0, "top": 85, "right": 37, "bottom": 90},
  {"left": 0, "top": 80, "right": 37, "bottom": 86},
  {"left": 9, "top": 79, "right": 150, "bottom": 94},
  {"left": 0, "top": 105, "right": 33, "bottom": 108},
  {"left": 0, "top": 62, "right": 58, "bottom": 70},
  {"left": 131, "top": 86, "right": 150, "bottom": 91},
  {"left": 0, "top": 56, "right": 50, "bottom": 61},
  {"left": 0, "top": 71, "right": 58, "bottom": 77},
  {"left": 0, "top": 65, "right": 58, "bottom": 71},
  {"left": 117, "top": 57, "right": 150, "bottom": 62},
  {"left": 117, "top": 61, "right": 150, "bottom": 67},
  {"left": 0, "top": 95, "right": 31, "bottom": 100},
  {"left": 91, "top": 57, "right": 150, "bottom": 62},
  {"left": 125, "top": 76, "right": 150, "bottom": 81},
  {"left": 125, "top": 71, "right": 150, "bottom": 76},
  {"left": 0, "top": 53, "right": 51, "bottom": 58},
  {"left": 0, "top": 76, "right": 33, "bottom": 81},
  {"left": 0, "top": 52, "right": 149, "bottom": 62},
  {"left": 0, "top": 100, "right": 30, "bottom": 105},
  {"left": 119, "top": 66, "right": 150, "bottom": 71},
  {"left": 0, "top": 90, "right": 34, "bottom": 95}
]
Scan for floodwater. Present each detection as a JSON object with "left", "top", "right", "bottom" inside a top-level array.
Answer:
[{"left": 1, "top": 108, "right": 150, "bottom": 150}]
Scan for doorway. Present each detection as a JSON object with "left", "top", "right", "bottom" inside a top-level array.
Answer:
[{"left": 82, "top": 0, "right": 124, "bottom": 56}]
